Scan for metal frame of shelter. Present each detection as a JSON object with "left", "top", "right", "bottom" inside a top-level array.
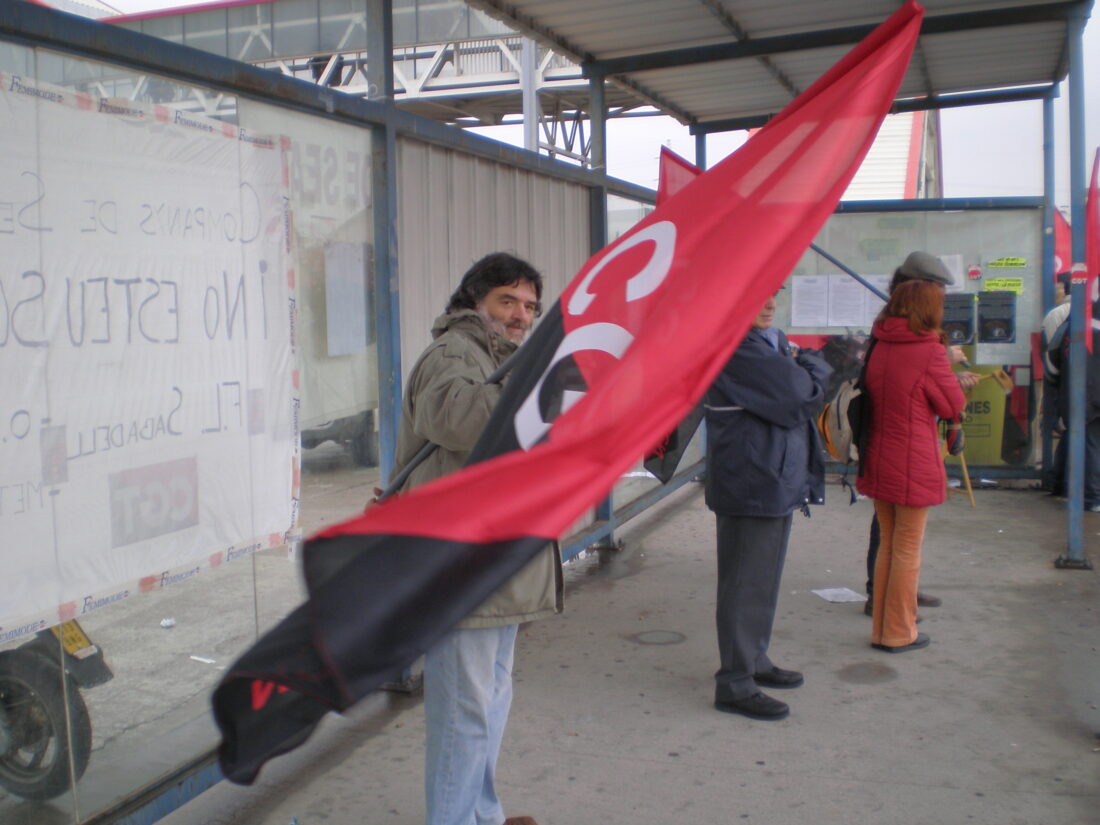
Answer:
[
  {"left": 0, "top": 0, "right": 1094, "bottom": 822},
  {"left": 107, "top": 0, "right": 654, "bottom": 166}
]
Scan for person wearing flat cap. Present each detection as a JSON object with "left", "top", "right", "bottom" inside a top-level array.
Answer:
[{"left": 861, "top": 252, "right": 980, "bottom": 620}]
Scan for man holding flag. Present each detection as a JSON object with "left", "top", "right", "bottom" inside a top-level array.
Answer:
[
  {"left": 391, "top": 252, "right": 561, "bottom": 825},
  {"left": 212, "top": 0, "right": 925, "bottom": 799}
]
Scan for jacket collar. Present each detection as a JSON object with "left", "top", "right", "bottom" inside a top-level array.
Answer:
[
  {"left": 872, "top": 316, "right": 939, "bottom": 344},
  {"left": 432, "top": 309, "right": 519, "bottom": 362}
]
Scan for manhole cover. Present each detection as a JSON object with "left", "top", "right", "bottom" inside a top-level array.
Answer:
[{"left": 631, "top": 630, "right": 686, "bottom": 645}]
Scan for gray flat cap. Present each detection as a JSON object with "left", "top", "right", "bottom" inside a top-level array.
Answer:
[{"left": 897, "top": 251, "right": 953, "bottom": 286}]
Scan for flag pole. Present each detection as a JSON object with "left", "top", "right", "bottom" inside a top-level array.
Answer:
[{"left": 811, "top": 243, "right": 888, "bottom": 301}]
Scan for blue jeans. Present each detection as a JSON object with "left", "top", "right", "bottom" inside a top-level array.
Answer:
[{"left": 424, "top": 624, "right": 518, "bottom": 825}]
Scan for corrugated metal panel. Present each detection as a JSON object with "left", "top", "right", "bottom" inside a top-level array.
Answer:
[
  {"left": 397, "top": 137, "right": 588, "bottom": 379},
  {"left": 916, "top": 25, "right": 1067, "bottom": 94}
]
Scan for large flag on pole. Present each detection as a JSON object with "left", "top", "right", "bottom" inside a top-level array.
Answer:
[{"left": 213, "top": 0, "right": 924, "bottom": 783}]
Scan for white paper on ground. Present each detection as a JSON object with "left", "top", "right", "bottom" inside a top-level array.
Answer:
[{"left": 812, "top": 587, "right": 866, "bottom": 603}]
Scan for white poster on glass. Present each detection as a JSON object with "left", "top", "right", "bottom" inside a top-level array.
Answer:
[
  {"left": 0, "top": 74, "right": 298, "bottom": 639},
  {"left": 791, "top": 275, "right": 829, "bottom": 327}
]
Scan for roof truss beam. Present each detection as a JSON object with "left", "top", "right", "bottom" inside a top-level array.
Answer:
[
  {"left": 697, "top": 0, "right": 800, "bottom": 98},
  {"left": 469, "top": 0, "right": 694, "bottom": 121}
]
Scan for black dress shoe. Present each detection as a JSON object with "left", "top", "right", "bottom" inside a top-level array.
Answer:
[
  {"left": 714, "top": 692, "right": 790, "bottom": 721},
  {"left": 916, "top": 591, "right": 942, "bottom": 607},
  {"left": 754, "top": 666, "right": 804, "bottom": 689},
  {"left": 871, "top": 632, "right": 930, "bottom": 654}
]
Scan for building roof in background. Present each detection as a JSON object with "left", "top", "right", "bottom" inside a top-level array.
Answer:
[{"left": 34, "top": 0, "right": 123, "bottom": 19}]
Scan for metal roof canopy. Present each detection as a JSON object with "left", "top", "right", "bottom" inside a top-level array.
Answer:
[{"left": 466, "top": 0, "right": 1093, "bottom": 133}]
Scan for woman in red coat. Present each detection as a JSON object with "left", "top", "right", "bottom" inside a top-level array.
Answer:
[{"left": 856, "top": 280, "right": 966, "bottom": 653}]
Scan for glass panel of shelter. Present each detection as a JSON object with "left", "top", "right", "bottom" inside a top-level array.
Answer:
[{"left": 0, "top": 41, "right": 375, "bottom": 822}]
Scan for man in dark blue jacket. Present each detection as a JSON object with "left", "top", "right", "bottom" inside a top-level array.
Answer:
[{"left": 704, "top": 291, "right": 832, "bottom": 721}]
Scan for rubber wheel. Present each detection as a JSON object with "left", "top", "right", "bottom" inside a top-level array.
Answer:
[
  {"left": 350, "top": 410, "right": 379, "bottom": 467},
  {"left": 0, "top": 652, "right": 91, "bottom": 801}
]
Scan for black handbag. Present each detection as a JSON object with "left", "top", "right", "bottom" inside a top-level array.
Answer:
[{"left": 847, "top": 337, "right": 877, "bottom": 476}]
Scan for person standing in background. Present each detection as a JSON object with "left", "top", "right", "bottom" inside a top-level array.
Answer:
[
  {"left": 704, "top": 291, "right": 833, "bottom": 720},
  {"left": 857, "top": 280, "right": 966, "bottom": 653}
]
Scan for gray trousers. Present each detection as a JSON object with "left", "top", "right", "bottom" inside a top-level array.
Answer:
[{"left": 714, "top": 513, "right": 793, "bottom": 701}]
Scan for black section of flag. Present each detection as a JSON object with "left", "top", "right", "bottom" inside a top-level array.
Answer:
[
  {"left": 303, "top": 534, "right": 551, "bottom": 703},
  {"left": 643, "top": 403, "right": 704, "bottom": 484},
  {"left": 213, "top": 604, "right": 333, "bottom": 784},
  {"left": 214, "top": 531, "right": 552, "bottom": 784}
]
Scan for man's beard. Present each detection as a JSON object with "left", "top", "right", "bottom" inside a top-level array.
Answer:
[{"left": 477, "top": 308, "right": 526, "bottom": 343}]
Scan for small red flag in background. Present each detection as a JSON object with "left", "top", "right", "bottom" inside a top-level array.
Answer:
[
  {"left": 656, "top": 145, "right": 703, "bottom": 206},
  {"left": 213, "top": 0, "right": 925, "bottom": 785},
  {"left": 1054, "top": 208, "right": 1072, "bottom": 276}
]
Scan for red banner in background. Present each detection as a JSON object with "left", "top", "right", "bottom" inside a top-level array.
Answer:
[
  {"left": 657, "top": 145, "right": 703, "bottom": 205},
  {"left": 1086, "top": 148, "right": 1100, "bottom": 353},
  {"left": 213, "top": 0, "right": 925, "bottom": 785},
  {"left": 1054, "top": 208, "right": 1072, "bottom": 276}
]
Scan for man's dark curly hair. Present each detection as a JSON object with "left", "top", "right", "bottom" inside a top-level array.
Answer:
[{"left": 446, "top": 252, "right": 543, "bottom": 315}]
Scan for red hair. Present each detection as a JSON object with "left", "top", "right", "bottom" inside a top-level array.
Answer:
[{"left": 879, "top": 279, "right": 946, "bottom": 340}]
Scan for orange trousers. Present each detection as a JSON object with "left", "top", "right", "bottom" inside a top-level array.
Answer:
[{"left": 871, "top": 501, "right": 930, "bottom": 647}]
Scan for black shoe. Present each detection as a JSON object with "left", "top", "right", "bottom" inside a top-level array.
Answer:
[
  {"left": 754, "top": 666, "right": 804, "bottom": 689},
  {"left": 916, "top": 591, "right": 941, "bottom": 607},
  {"left": 714, "top": 692, "right": 790, "bottom": 721},
  {"left": 871, "top": 632, "right": 930, "bottom": 654}
]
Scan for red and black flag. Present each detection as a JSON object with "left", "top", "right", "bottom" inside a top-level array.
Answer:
[{"left": 213, "top": 1, "right": 923, "bottom": 784}]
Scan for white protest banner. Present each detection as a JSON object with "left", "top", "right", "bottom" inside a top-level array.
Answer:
[{"left": 0, "top": 74, "right": 298, "bottom": 642}]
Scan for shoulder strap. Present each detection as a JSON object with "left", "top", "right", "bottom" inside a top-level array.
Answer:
[
  {"left": 855, "top": 336, "right": 877, "bottom": 390},
  {"left": 853, "top": 336, "right": 876, "bottom": 479}
]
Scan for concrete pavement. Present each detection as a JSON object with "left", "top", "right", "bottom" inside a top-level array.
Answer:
[{"left": 161, "top": 479, "right": 1100, "bottom": 825}]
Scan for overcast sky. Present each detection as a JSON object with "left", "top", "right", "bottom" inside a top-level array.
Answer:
[{"left": 103, "top": 0, "right": 1099, "bottom": 210}]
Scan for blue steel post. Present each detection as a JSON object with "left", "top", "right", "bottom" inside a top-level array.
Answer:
[
  {"left": 1042, "top": 93, "right": 1058, "bottom": 315},
  {"left": 369, "top": 0, "right": 422, "bottom": 693},
  {"left": 695, "top": 132, "right": 707, "bottom": 170},
  {"left": 1057, "top": 5, "right": 1092, "bottom": 569},
  {"left": 588, "top": 71, "right": 615, "bottom": 547},
  {"left": 1041, "top": 92, "right": 1057, "bottom": 477},
  {"left": 367, "top": 0, "right": 403, "bottom": 485}
]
